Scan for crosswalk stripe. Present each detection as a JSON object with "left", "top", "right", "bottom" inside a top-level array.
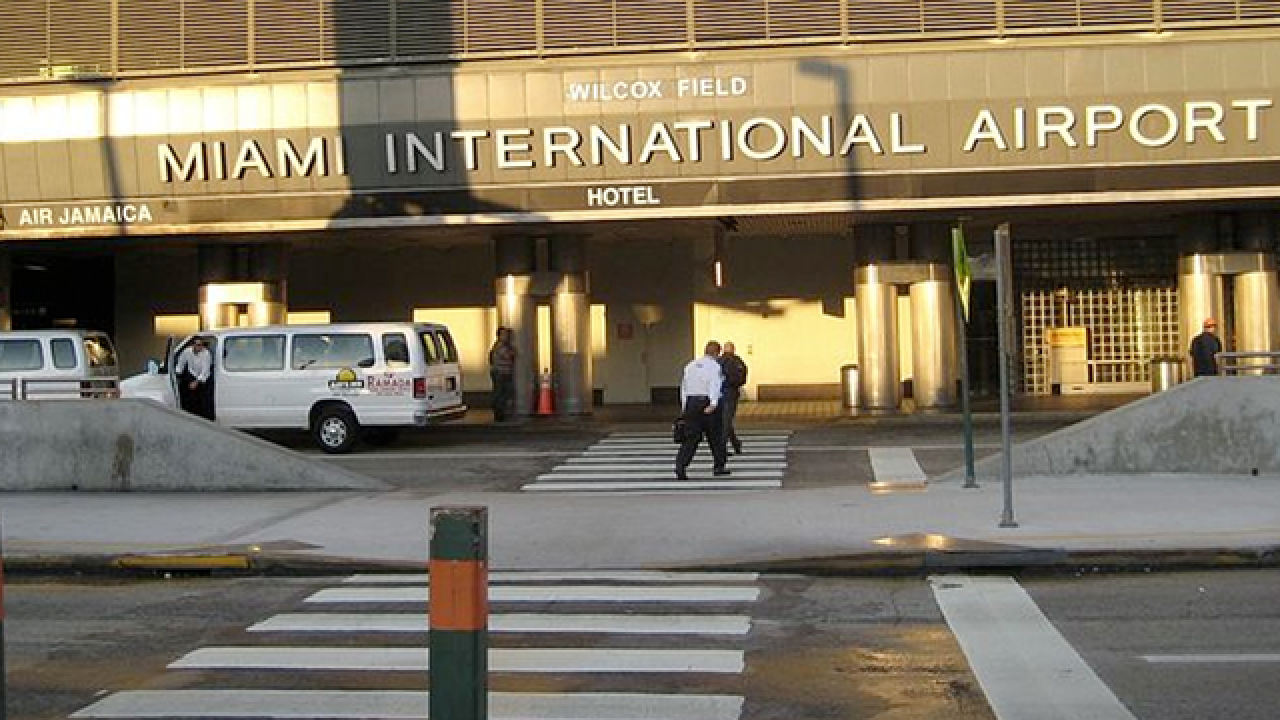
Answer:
[
  {"left": 307, "top": 584, "right": 762, "bottom": 604},
  {"left": 568, "top": 455, "right": 783, "bottom": 463},
  {"left": 869, "top": 447, "right": 927, "bottom": 484},
  {"left": 250, "top": 613, "right": 753, "bottom": 635},
  {"left": 931, "top": 575, "right": 1137, "bottom": 720},
  {"left": 73, "top": 690, "right": 745, "bottom": 720},
  {"left": 343, "top": 571, "right": 760, "bottom": 584},
  {"left": 536, "top": 470, "right": 782, "bottom": 481},
  {"left": 556, "top": 462, "right": 787, "bottom": 471},
  {"left": 524, "top": 480, "right": 782, "bottom": 492},
  {"left": 171, "top": 647, "right": 745, "bottom": 673},
  {"left": 587, "top": 442, "right": 788, "bottom": 451},
  {"left": 598, "top": 432, "right": 790, "bottom": 441}
]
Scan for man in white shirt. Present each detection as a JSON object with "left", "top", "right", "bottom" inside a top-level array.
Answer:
[
  {"left": 174, "top": 336, "right": 215, "bottom": 420},
  {"left": 675, "top": 340, "right": 730, "bottom": 480}
]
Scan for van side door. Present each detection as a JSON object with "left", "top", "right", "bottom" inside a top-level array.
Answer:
[{"left": 217, "top": 333, "right": 287, "bottom": 427}]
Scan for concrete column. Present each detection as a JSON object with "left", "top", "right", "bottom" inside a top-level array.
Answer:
[
  {"left": 854, "top": 225, "right": 900, "bottom": 412},
  {"left": 494, "top": 236, "right": 538, "bottom": 416},
  {"left": 1233, "top": 253, "right": 1279, "bottom": 374},
  {"left": 549, "top": 236, "right": 592, "bottom": 415},
  {"left": 0, "top": 251, "right": 11, "bottom": 331},
  {"left": 909, "top": 267, "right": 957, "bottom": 410},
  {"left": 1177, "top": 215, "right": 1226, "bottom": 357},
  {"left": 197, "top": 244, "right": 288, "bottom": 329}
]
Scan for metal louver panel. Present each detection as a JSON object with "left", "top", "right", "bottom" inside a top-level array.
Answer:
[
  {"left": 0, "top": 0, "right": 49, "bottom": 79},
  {"left": 466, "top": 0, "right": 537, "bottom": 53},
  {"left": 847, "top": 0, "right": 923, "bottom": 35},
  {"left": 1003, "top": 0, "right": 1080, "bottom": 29},
  {"left": 616, "top": 0, "right": 687, "bottom": 45},
  {"left": 767, "top": 0, "right": 842, "bottom": 39},
  {"left": 324, "top": 0, "right": 393, "bottom": 61},
  {"left": 695, "top": 0, "right": 767, "bottom": 42},
  {"left": 256, "top": 0, "right": 324, "bottom": 65},
  {"left": 119, "top": 0, "right": 182, "bottom": 73},
  {"left": 397, "top": 0, "right": 464, "bottom": 57},
  {"left": 1241, "top": 0, "right": 1280, "bottom": 19},
  {"left": 49, "top": 0, "right": 112, "bottom": 73},
  {"left": 544, "top": 0, "right": 617, "bottom": 49},
  {"left": 921, "top": 0, "right": 996, "bottom": 32},
  {"left": 184, "top": 1, "right": 249, "bottom": 68},
  {"left": 1161, "top": 0, "right": 1240, "bottom": 22},
  {"left": 1081, "top": 0, "right": 1152, "bottom": 26}
]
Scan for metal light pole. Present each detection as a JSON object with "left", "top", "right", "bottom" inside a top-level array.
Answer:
[{"left": 994, "top": 223, "right": 1018, "bottom": 527}]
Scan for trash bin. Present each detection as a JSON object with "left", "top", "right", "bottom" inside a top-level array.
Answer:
[
  {"left": 840, "top": 364, "right": 859, "bottom": 408},
  {"left": 1149, "top": 356, "right": 1185, "bottom": 392}
]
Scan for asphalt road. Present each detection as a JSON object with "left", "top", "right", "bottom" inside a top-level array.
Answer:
[{"left": 6, "top": 569, "right": 1276, "bottom": 720}]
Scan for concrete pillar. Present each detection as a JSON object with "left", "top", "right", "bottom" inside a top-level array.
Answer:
[
  {"left": 909, "top": 266, "right": 957, "bottom": 410},
  {"left": 1233, "top": 253, "right": 1279, "bottom": 374},
  {"left": 0, "top": 250, "right": 11, "bottom": 331},
  {"left": 549, "top": 236, "right": 592, "bottom": 415},
  {"left": 1177, "top": 215, "right": 1226, "bottom": 358},
  {"left": 494, "top": 236, "right": 538, "bottom": 416},
  {"left": 197, "top": 243, "right": 288, "bottom": 330}
]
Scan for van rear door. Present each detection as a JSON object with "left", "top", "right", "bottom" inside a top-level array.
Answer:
[{"left": 418, "top": 328, "right": 465, "bottom": 418}]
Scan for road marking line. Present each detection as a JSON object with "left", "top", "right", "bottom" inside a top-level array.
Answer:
[
  {"left": 307, "top": 584, "right": 762, "bottom": 604},
  {"left": 251, "top": 612, "right": 753, "bottom": 635},
  {"left": 73, "top": 690, "right": 744, "bottom": 719},
  {"left": 170, "top": 647, "right": 745, "bottom": 673},
  {"left": 559, "top": 462, "right": 786, "bottom": 470},
  {"left": 535, "top": 470, "right": 782, "bottom": 481},
  {"left": 930, "top": 575, "right": 1137, "bottom": 720},
  {"left": 525, "top": 480, "right": 782, "bottom": 492},
  {"left": 343, "top": 570, "right": 760, "bottom": 584},
  {"left": 869, "top": 447, "right": 927, "bottom": 483},
  {"left": 603, "top": 431, "right": 791, "bottom": 439},
  {"left": 1141, "top": 654, "right": 1280, "bottom": 663},
  {"left": 568, "top": 455, "right": 784, "bottom": 463}
]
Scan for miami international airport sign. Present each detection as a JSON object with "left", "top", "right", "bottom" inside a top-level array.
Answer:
[{"left": 2, "top": 46, "right": 1279, "bottom": 235}]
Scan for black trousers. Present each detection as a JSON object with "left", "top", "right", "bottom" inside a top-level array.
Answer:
[
  {"left": 179, "top": 372, "right": 215, "bottom": 421},
  {"left": 490, "top": 370, "right": 515, "bottom": 421},
  {"left": 721, "top": 386, "right": 742, "bottom": 451},
  {"left": 675, "top": 396, "right": 728, "bottom": 475}
]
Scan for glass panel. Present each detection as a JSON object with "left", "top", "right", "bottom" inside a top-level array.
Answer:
[
  {"left": 51, "top": 338, "right": 77, "bottom": 369},
  {"left": 382, "top": 333, "right": 410, "bottom": 367},
  {"left": 83, "top": 334, "right": 118, "bottom": 368},
  {"left": 292, "top": 333, "right": 375, "bottom": 369},
  {"left": 417, "top": 330, "right": 441, "bottom": 364},
  {"left": 224, "top": 335, "right": 286, "bottom": 371},
  {"left": 0, "top": 339, "right": 44, "bottom": 371}
]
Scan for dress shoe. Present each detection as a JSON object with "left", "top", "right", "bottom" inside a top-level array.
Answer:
[
  {"left": 712, "top": 467, "right": 731, "bottom": 476},
  {"left": 732, "top": 443, "right": 743, "bottom": 455},
  {"left": 675, "top": 470, "right": 689, "bottom": 481}
]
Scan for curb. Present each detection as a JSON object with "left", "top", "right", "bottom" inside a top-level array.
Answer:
[{"left": 5, "top": 546, "right": 1278, "bottom": 578}]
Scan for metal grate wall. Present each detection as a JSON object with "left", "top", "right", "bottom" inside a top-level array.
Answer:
[
  {"left": 5, "top": 0, "right": 1280, "bottom": 83},
  {"left": 1015, "top": 237, "right": 1182, "bottom": 395}
]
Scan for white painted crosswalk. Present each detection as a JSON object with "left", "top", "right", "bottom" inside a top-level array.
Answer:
[
  {"left": 72, "top": 570, "right": 761, "bottom": 720},
  {"left": 522, "top": 430, "right": 792, "bottom": 493}
]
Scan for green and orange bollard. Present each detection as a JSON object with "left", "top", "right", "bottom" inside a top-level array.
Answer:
[{"left": 429, "top": 506, "right": 488, "bottom": 720}]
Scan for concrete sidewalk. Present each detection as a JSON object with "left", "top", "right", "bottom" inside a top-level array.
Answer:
[{"left": 4, "top": 470, "right": 1277, "bottom": 575}]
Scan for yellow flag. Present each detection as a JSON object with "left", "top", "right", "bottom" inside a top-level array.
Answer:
[{"left": 952, "top": 225, "right": 971, "bottom": 322}]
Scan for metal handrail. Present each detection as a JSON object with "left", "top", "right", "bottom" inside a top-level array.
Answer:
[
  {"left": 1216, "top": 352, "right": 1280, "bottom": 375},
  {"left": 0, "top": 377, "right": 120, "bottom": 400}
]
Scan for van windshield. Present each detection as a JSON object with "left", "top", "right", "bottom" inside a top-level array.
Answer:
[{"left": 83, "top": 336, "right": 118, "bottom": 369}]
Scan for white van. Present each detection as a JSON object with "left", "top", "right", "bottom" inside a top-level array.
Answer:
[
  {"left": 121, "top": 322, "right": 467, "bottom": 453},
  {"left": 0, "top": 329, "right": 120, "bottom": 400}
]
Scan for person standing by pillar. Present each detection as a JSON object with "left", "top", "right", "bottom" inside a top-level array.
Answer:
[
  {"left": 1189, "top": 317, "right": 1222, "bottom": 377},
  {"left": 718, "top": 341, "right": 748, "bottom": 455},
  {"left": 675, "top": 340, "right": 730, "bottom": 480},
  {"left": 489, "top": 326, "right": 517, "bottom": 422}
]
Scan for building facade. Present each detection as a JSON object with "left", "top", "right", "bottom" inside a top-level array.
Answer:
[{"left": 2, "top": 1, "right": 1279, "bottom": 412}]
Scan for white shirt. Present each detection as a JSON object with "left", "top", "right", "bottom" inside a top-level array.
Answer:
[
  {"left": 175, "top": 345, "right": 212, "bottom": 383},
  {"left": 680, "top": 354, "right": 723, "bottom": 407}
]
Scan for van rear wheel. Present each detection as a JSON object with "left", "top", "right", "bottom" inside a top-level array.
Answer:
[{"left": 314, "top": 407, "right": 359, "bottom": 454}]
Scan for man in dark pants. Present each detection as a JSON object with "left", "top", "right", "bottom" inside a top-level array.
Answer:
[
  {"left": 488, "top": 326, "right": 517, "bottom": 421},
  {"left": 675, "top": 340, "right": 730, "bottom": 480},
  {"left": 1189, "top": 317, "right": 1222, "bottom": 377},
  {"left": 718, "top": 341, "right": 748, "bottom": 455}
]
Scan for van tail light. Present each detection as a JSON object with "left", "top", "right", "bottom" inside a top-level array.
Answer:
[{"left": 413, "top": 377, "right": 426, "bottom": 399}]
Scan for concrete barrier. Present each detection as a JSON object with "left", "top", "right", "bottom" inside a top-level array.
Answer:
[
  {"left": 0, "top": 400, "right": 390, "bottom": 491},
  {"left": 948, "top": 377, "right": 1280, "bottom": 478}
]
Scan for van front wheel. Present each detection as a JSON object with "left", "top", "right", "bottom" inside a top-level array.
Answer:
[{"left": 314, "top": 407, "right": 359, "bottom": 454}]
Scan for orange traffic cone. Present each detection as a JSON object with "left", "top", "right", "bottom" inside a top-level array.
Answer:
[{"left": 535, "top": 369, "right": 554, "bottom": 416}]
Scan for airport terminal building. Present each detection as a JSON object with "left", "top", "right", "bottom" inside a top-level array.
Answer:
[{"left": 2, "top": 1, "right": 1279, "bottom": 414}]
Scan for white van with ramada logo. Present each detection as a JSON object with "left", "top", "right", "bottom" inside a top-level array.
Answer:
[{"left": 121, "top": 322, "right": 466, "bottom": 453}]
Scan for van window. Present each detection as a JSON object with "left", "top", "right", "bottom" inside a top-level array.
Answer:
[
  {"left": 292, "top": 333, "right": 375, "bottom": 370},
  {"left": 0, "top": 339, "right": 44, "bottom": 371},
  {"left": 382, "top": 333, "right": 410, "bottom": 368},
  {"left": 224, "top": 335, "right": 286, "bottom": 372},
  {"left": 51, "top": 338, "right": 77, "bottom": 369},
  {"left": 83, "top": 336, "right": 117, "bottom": 369},
  {"left": 417, "top": 331, "right": 441, "bottom": 364},
  {"left": 435, "top": 330, "right": 459, "bottom": 363}
]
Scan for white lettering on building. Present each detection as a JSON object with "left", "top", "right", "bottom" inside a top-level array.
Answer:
[
  {"left": 18, "top": 204, "right": 154, "bottom": 226},
  {"left": 586, "top": 185, "right": 661, "bottom": 207}
]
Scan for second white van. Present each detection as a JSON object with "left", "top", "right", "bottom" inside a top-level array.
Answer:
[
  {"left": 0, "top": 329, "right": 120, "bottom": 400},
  {"left": 121, "top": 322, "right": 466, "bottom": 453}
]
